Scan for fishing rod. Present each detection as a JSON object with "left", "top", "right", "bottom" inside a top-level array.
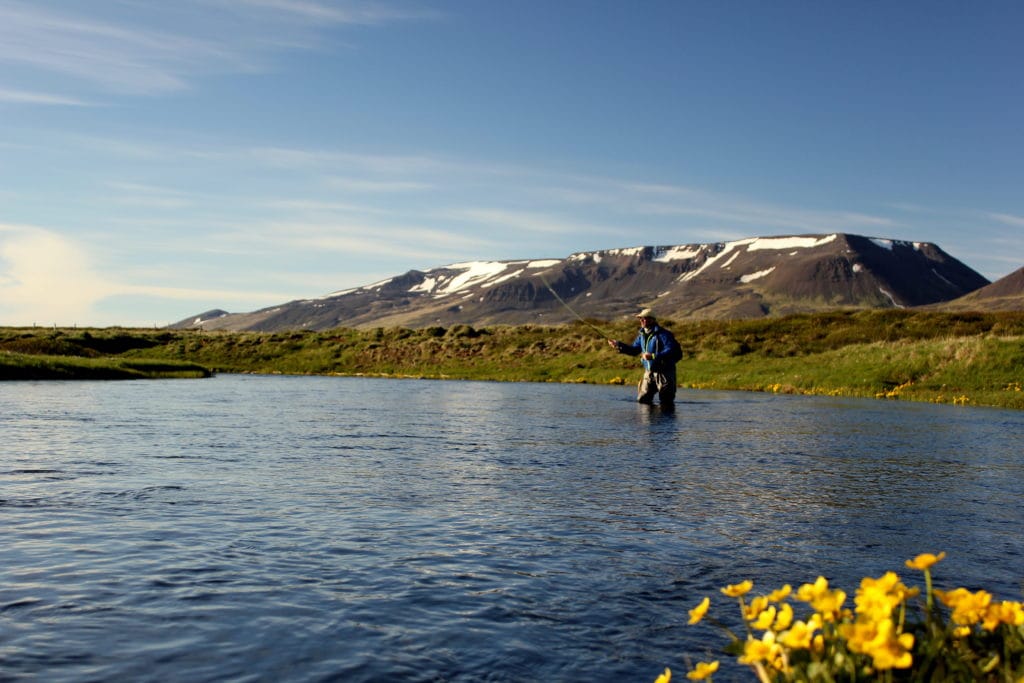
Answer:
[{"left": 538, "top": 273, "right": 613, "bottom": 339}]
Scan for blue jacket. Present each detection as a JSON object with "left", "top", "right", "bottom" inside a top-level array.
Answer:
[{"left": 616, "top": 325, "right": 680, "bottom": 372}]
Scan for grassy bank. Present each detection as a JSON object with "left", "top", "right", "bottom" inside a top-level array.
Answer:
[
  {"left": 0, "top": 331, "right": 212, "bottom": 379},
  {"left": 0, "top": 353, "right": 213, "bottom": 380},
  {"left": 2, "top": 310, "right": 1022, "bottom": 408}
]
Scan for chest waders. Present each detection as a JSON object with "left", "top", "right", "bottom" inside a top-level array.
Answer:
[{"left": 637, "top": 328, "right": 676, "bottom": 407}]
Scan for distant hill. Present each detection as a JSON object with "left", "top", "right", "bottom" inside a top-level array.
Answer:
[
  {"left": 172, "top": 233, "right": 991, "bottom": 331},
  {"left": 934, "top": 266, "right": 1024, "bottom": 312}
]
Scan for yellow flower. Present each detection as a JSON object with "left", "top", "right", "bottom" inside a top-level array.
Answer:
[
  {"left": 738, "top": 631, "right": 781, "bottom": 665},
  {"left": 773, "top": 602, "right": 794, "bottom": 631},
  {"left": 838, "top": 620, "right": 870, "bottom": 649},
  {"left": 722, "top": 580, "right": 753, "bottom": 598},
  {"left": 796, "top": 576, "right": 829, "bottom": 602},
  {"left": 653, "top": 667, "right": 671, "bottom": 683},
  {"left": 854, "top": 572, "right": 915, "bottom": 622},
  {"left": 797, "top": 576, "right": 847, "bottom": 619},
  {"left": 871, "top": 631, "right": 915, "bottom": 670},
  {"left": 779, "top": 615, "right": 820, "bottom": 650},
  {"left": 688, "top": 597, "right": 710, "bottom": 625},
  {"left": 686, "top": 661, "right": 719, "bottom": 681},
  {"left": 766, "top": 585, "right": 792, "bottom": 602},
  {"left": 936, "top": 587, "right": 993, "bottom": 626},
  {"left": 905, "top": 552, "right": 946, "bottom": 570},
  {"left": 1003, "top": 602, "right": 1019, "bottom": 626},
  {"left": 752, "top": 605, "right": 777, "bottom": 630},
  {"left": 982, "top": 600, "right": 1024, "bottom": 630},
  {"left": 744, "top": 596, "right": 769, "bottom": 622},
  {"left": 840, "top": 618, "right": 914, "bottom": 670}
]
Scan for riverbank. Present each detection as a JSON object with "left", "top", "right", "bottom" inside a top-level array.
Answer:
[
  {"left": 0, "top": 352, "right": 212, "bottom": 380},
  {"left": 2, "top": 310, "right": 1022, "bottom": 408}
]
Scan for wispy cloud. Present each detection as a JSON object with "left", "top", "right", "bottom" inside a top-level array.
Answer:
[
  {"left": 443, "top": 207, "right": 619, "bottom": 239},
  {"left": 16, "top": 129, "right": 918, "bottom": 252},
  {"left": 887, "top": 202, "right": 940, "bottom": 215},
  {"left": 0, "top": 2, "right": 239, "bottom": 94},
  {"left": 327, "top": 176, "right": 433, "bottom": 193},
  {"left": 987, "top": 212, "right": 1024, "bottom": 228},
  {"left": 0, "top": 87, "right": 90, "bottom": 106},
  {"left": 228, "top": 218, "right": 499, "bottom": 262},
  {"left": 52, "top": 132, "right": 920, "bottom": 259},
  {"left": 0, "top": 0, "right": 432, "bottom": 100},
  {"left": 246, "top": 146, "right": 452, "bottom": 174},
  {"left": 233, "top": 0, "right": 440, "bottom": 25},
  {"left": 125, "top": 283, "right": 296, "bottom": 304},
  {"left": 260, "top": 199, "right": 384, "bottom": 214},
  {"left": 614, "top": 181, "right": 900, "bottom": 234},
  {"left": 103, "top": 181, "right": 195, "bottom": 209}
]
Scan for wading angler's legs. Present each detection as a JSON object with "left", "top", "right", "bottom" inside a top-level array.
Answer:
[
  {"left": 637, "top": 370, "right": 676, "bottom": 406},
  {"left": 637, "top": 372, "right": 658, "bottom": 404}
]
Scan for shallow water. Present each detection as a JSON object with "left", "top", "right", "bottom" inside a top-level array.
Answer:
[{"left": 2, "top": 375, "right": 1022, "bottom": 681}]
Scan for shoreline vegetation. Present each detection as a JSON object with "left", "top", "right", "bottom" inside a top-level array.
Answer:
[
  {"left": 671, "top": 552, "right": 1024, "bottom": 682},
  {"left": 1, "top": 310, "right": 1022, "bottom": 410}
]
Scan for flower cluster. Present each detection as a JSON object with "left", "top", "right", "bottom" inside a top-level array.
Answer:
[
  {"left": 658, "top": 552, "right": 1024, "bottom": 682},
  {"left": 876, "top": 379, "right": 913, "bottom": 400}
]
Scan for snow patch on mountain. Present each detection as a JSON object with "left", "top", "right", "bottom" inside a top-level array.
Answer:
[
  {"left": 720, "top": 251, "right": 741, "bottom": 270},
  {"left": 678, "top": 239, "right": 752, "bottom": 282},
  {"left": 567, "top": 252, "right": 595, "bottom": 263},
  {"left": 654, "top": 245, "right": 704, "bottom": 262},
  {"left": 407, "top": 259, "right": 560, "bottom": 298},
  {"left": 407, "top": 261, "right": 505, "bottom": 296},
  {"left": 879, "top": 288, "right": 903, "bottom": 307},
  {"left": 748, "top": 234, "right": 837, "bottom": 251},
  {"left": 870, "top": 238, "right": 921, "bottom": 252},
  {"left": 408, "top": 276, "right": 438, "bottom": 294},
  {"left": 489, "top": 268, "right": 525, "bottom": 287},
  {"left": 740, "top": 267, "right": 776, "bottom": 283},
  {"left": 191, "top": 311, "right": 228, "bottom": 325}
]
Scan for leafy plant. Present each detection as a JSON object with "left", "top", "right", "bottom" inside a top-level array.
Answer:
[{"left": 663, "top": 553, "right": 1024, "bottom": 682}]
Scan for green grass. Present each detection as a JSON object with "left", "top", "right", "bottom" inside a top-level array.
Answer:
[
  {"left": 2, "top": 310, "right": 1022, "bottom": 408},
  {"left": 0, "top": 351, "right": 212, "bottom": 380}
]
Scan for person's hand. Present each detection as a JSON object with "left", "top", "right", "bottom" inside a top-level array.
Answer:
[
  {"left": 607, "top": 339, "right": 619, "bottom": 348},
  {"left": 641, "top": 352, "right": 654, "bottom": 360}
]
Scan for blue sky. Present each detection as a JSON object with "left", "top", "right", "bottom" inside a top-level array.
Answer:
[{"left": 1, "top": 0, "right": 1021, "bottom": 327}]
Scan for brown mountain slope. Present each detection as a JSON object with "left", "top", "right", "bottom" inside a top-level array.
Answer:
[
  {"left": 173, "top": 233, "right": 989, "bottom": 331},
  {"left": 931, "top": 266, "right": 1024, "bottom": 312}
]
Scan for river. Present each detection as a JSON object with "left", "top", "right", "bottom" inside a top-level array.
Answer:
[{"left": 2, "top": 375, "right": 1022, "bottom": 681}]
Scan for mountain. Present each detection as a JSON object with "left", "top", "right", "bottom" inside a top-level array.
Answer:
[
  {"left": 933, "top": 266, "right": 1024, "bottom": 312},
  {"left": 172, "top": 233, "right": 990, "bottom": 331}
]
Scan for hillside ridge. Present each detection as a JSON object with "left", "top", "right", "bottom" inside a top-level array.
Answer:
[{"left": 173, "top": 232, "right": 1002, "bottom": 331}]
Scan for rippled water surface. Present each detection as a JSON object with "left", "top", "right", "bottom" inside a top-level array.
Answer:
[{"left": 2, "top": 375, "right": 1023, "bottom": 682}]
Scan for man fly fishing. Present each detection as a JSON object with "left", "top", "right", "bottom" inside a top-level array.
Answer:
[
  {"left": 538, "top": 275, "right": 681, "bottom": 408},
  {"left": 608, "top": 308, "right": 682, "bottom": 408}
]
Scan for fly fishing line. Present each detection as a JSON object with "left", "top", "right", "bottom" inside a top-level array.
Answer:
[{"left": 538, "top": 273, "right": 612, "bottom": 339}]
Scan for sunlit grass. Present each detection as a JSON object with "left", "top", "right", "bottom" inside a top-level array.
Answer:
[
  {"left": 1, "top": 311, "right": 1022, "bottom": 407},
  {"left": 0, "top": 351, "right": 211, "bottom": 379}
]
